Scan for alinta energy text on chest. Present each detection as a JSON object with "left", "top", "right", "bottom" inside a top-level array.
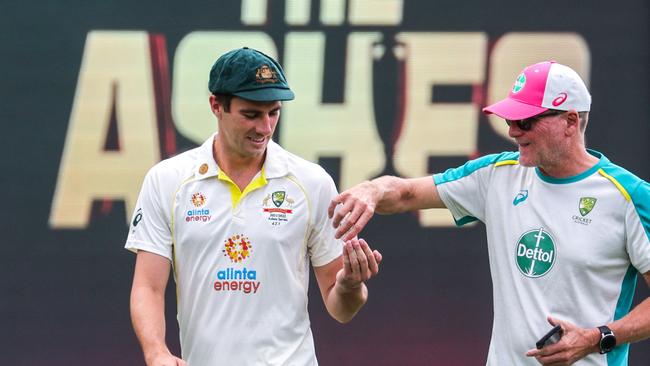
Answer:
[
  {"left": 213, "top": 267, "right": 261, "bottom": 294},
  {"left": 185, "top": 208, "right": 211, "bottom": 222}
]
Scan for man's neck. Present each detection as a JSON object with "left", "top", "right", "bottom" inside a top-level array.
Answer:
[
  {"left": 538, "top": 148, "right": 600, "bottom": 178},
  {"left": 213, "top": 140, "right": 265, "bottom": 191}
]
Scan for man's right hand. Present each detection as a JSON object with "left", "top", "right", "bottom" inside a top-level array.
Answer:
[{"left": 328, "top": 181, "right": 380, "bottom": 241}]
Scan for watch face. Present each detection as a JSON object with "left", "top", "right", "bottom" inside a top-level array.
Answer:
[{"left": 601, "top": 334, "right": 616, "bottom": 352}]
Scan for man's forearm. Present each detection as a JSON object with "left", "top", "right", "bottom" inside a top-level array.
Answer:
[
  {"left": 324, "top": 281, "right": 369, "bottom": 324},
  {"left": 610, "top": 297, "right": 650, "bottom": 345},
  {"left": 371, "top": 176, "right": 414, "bottom": 214},
  {"left": 130, "top": 285, "right": 171, "bottom": 362},
  {"left": 372, "top": 175, "right": 444, "bottom": 213}
]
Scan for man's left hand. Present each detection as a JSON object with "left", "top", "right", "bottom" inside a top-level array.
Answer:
[
  {"left": 336, "top": 238, "right": 382, "bottom": 290},
  {"left": 526, "top": 316, "right": 600, "bottom": 365}
]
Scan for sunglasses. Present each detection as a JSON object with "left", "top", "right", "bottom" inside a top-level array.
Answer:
[{"left": 505, "top": 110, "right": 566, "bottom": 131}]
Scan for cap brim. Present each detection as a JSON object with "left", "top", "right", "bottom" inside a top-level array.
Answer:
[
  {"left": 482, "top": 97, "right": 547, "bottom": 120},
  {"left": 234, "top": 88, "right": 295, "bottom": 102}
]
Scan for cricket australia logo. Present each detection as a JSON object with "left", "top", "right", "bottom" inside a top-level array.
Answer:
[
  {"left": 572, "top": 197, "right": 596, "bottom": 225},
  {"left": 515, "top": 228, "right": 557, "bottom": 278},
  {"left": 272, "top": 191, "right": 285, "bottom": 207},
  {"left": 579, "top": 197, "right": 597, "bottom": 216},
  {"left": 262, "top": 190, "right": 295, "bottom": 226}
]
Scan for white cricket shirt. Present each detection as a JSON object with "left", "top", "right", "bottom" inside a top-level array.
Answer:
[
  {"left": 435, "top": 150, "right": 650, "bottom": 366},
  {"left": 126, "top": 133, "right": 343, "bottom": 366}
]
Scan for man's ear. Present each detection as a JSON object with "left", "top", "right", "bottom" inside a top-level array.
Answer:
[
  {"left": 564, "top": 110, "right": 580, "bottom": 136},
  {"left": 209, "top": 95, "right": 222, "bottom": 118}
]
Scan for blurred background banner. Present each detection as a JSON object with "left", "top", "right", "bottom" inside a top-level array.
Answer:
[{"left": 2, "top": 1, "right": 648, "bottom": 364}]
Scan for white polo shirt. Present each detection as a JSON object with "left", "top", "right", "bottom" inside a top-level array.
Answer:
[
  {"left": 125, "top": 133, "right": 343, "bottom": 366},
  {"left": 435, "top": 150, "right": 650, "bottom": 366}
]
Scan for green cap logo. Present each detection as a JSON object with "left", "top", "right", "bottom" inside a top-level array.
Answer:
[
  {"left": 515, "top": 228, "right": 556, "bottom": 278},
  {"left": 512, "top": 73, "right": 526, "bottom": 93},
  {"left": 579, "top": 197, "right": 597, "bottom": 216}
]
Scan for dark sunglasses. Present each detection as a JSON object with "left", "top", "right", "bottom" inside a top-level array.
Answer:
[{"left": 505, "top": 110, "right": 566, "bottom": 131}]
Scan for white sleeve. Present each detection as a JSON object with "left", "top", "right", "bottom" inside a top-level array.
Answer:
[
  {"left": 306, "top": 173, "right": 344, "bottom": 267},
  {"left": 124, "top": 165, "right": 174, "bottom": 260},
  {"left": 434, "top": 158, "right": 495, "bottom": 226}
]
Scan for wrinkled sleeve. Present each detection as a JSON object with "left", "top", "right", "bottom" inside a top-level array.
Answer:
[{"left": 124, "top": 165, "right": 174, "bottom": 260}]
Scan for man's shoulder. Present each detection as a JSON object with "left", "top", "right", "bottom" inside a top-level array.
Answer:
[
  {"left": 145, "top": 146, "right": 203, "bottom": 187},
  {"left": 598, "top": 159, "right": 650, "bottom": 203},
  {"left": 461, "top": 151, "right": 522, "bottom": 171},
  {"left": 435, "top": 151, "right": 523, "bottom": 184}
]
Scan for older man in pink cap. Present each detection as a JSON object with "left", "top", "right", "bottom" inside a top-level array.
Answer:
[{"left": 328, "top": 61, "right": 650, "bottom": 365}]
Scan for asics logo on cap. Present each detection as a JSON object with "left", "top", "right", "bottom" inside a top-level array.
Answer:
[{"left": 552, "top": 92, "right": 568, "bottom": 106}]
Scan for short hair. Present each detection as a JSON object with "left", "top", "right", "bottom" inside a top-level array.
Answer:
[{"left": 212, "top": 93, "right": 234, "bottom": 112}]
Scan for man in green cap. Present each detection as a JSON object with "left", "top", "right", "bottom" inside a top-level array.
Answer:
[{"left": 126, "top": 47, "right": 382, "bottom": 366}]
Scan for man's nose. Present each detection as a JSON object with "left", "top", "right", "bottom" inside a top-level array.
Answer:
[
  {"left": 508, "top": 122, "right": 523, "bottom": 138},
  {"left": 257, "top": 114, "right": 273, "bottom": 135}
]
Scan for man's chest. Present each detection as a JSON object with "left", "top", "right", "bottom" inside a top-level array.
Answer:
[
  {"left": 486, "top": 175, "right": 629, "bottom": 275},
  {"left": 172, "top": 179, "right": 312, "bottom": 260}
]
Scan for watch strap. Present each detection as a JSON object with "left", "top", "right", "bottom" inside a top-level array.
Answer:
[{"left": 597, "top": 325, "right": 616, "bottom": 354}]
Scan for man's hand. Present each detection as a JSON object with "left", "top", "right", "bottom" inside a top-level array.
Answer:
[
  {"left": 336, "top": 238, "right": 382, "bottom": 290},
  {"left": 526, "top": 316, "right": 600, "bottom": 365},
  {"left": 328, "top": 181, "right": 380, "bottom": 241},
  {"left": 146, "top": 351, "right": 187, "bottom": 366}
]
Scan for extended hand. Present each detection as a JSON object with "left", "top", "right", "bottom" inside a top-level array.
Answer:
[
  {"left": 526, "top": 316, "right": 600, "bottom": 365},
  {"left": 336, "top": 238, "right": 382, "bottom": 290},
  {"left": 328, "top": 181, "right": 380, "bottom": 241}
]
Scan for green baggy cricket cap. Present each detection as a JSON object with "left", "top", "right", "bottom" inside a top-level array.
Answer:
[{"left": 208, "top": 47, "right": 295, "bottom": 101}]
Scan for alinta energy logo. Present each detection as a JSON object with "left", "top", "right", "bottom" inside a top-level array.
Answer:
[
  {"left": 515, "top": 227, "right": 556, "bottom": 278},
  {"left": 223, "top": 234, "right": 253, "bottom": 263},
  {"left": 185, "top": 192, "right": 211, "bottom": 222},
  {"left": 214, "top": 234, "right": 260, "bottom": 294}
]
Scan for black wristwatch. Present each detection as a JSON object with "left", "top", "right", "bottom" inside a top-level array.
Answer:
[{"left": 597, "top": 325, "right": 616, "bottom": 354}]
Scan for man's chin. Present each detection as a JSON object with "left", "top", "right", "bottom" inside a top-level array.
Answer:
[
  {"left": 517, "top": 153, "right": 537, "bottom": 168},
  {"left": 518, "top": 158, "right": 538, "bottom": 168}
]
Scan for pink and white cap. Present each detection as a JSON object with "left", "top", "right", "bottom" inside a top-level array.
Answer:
[{"left": 483, "top": 61, "right": 591, "bottom": 120}]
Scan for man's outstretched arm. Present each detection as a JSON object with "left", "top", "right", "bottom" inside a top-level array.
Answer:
[{"left": 328, "top": 176, "right": 445, "bottom": 240}]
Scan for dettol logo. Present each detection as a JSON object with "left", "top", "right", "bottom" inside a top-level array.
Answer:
[{"left": 515, "top": 228, "right": 556, "bottom": 278}]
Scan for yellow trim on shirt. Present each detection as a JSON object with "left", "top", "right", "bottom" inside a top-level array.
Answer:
[
  {"left": 286, "top": 175, "right": 312, "bottom": 266},
  {"left": 495, "top": 160, "right": 519, "bottom": 167},
  {"left": 598, "top": 169, "right": 631, "bottom": 202},
  {"left": 171, "top": 174, "right": 198, "bottom": 305},
  {"left": 218, "top": 167, "right": 268, "bottom": 208}
]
